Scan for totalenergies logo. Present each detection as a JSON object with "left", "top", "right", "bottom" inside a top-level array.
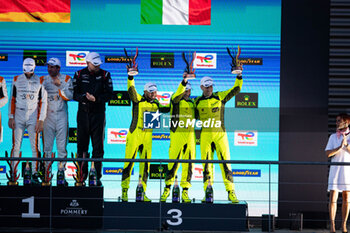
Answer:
[
  {"left": 66, "top": 51, "right": 89, "bottom": 67},
  {"left": 69, "top": 53, "right": 86, "bottom": 61},
  {"left": 157, "top": 92, "right": 171, "bottom": 102},
  {"left": 237, "top": 132, "right": 255, "bottom": 140},
  {"left": 107, "top": 128, "right": 128, "bottom": 144},
  {"left": 194, "top": 53, "right": 216, "bottom": 69},
  {"left": 196, "top": 54, "right": 213, "bottom": 63},
  {"left": 156, "top": 91, "right": 173, "bottom": 105},
  {"left": 110, "top": 129, "right": 128, "bottom": 139},
  {"left": 234, "top": 130, "right": 258, "bottom": 146}
]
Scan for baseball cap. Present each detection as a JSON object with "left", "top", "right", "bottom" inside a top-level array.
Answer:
[
  {"left": 200, "top": 76, "right": 214, "bottom": 87},
  {"left": 86, "top": 52, "right": 102, "bottom": 66},
  {"left": 186, "top": 82, "right": 192, "bottom": 90},
  {"left": 23, "top": 58, "right": 36, "bottom": 73},
  {"left": 46, "top": 57, "right": 61, "bottom": 67},
  {"left": 144, "top": 82, "right": 158, "bottom": 93}
]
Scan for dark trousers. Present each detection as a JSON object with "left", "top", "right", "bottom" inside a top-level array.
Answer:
[{"left": 77, "top": 110, "right": 105, "bottom": 180}]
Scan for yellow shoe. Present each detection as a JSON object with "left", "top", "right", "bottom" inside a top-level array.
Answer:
[
  {"left": 143, "top": 194, "right": 152, "bottom": 202},
  {"left": 122, "top": 188, "right": 128, "bottom": 202},
  {"left": 160, "top": 188, "right": 170, "bottom": 202},
  {"left": 228, "top": 190, "right": 239, "bottom": 203},
  {"left": 182, "top": 190, "right": 191, "bottom": 203}
]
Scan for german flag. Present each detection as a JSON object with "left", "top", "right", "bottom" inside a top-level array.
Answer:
[{"left": 0, "top": 0, "right": 70, "bottom": 23}]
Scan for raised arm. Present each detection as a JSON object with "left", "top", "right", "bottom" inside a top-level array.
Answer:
[
  {"left": 217, "top": 74, "right": 243, "bottom": 104},
  {"left": 171, "top": 79, "right": 187, "bottom": 104},
  {"left": 127, "top": 76, "right": 142, "bottom": 103}
]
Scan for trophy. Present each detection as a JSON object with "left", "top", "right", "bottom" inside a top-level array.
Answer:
[
  {"left": 182, "top": 51, "right": 196, "bottom": 79},
  {"left": 41, "top": 153, "right": 54, "bottom": 186},
  {"left": 227, "top": 45, "right": 243, "bottom": 74},
  {"left": 5, "top": 151, "right": 21, "bottom": 186},
  {"left": 72, "top": 152, "right": 86, "bottom": 186},
  {"left": 124, "top": 48, "right": 139, "bottom": 76}
]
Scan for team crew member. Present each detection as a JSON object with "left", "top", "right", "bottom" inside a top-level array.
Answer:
[
  {"left": 42, "top": 58, "right": 73, "bottom": 182},
  {"left": 8, "top": 58, "right": 48, "bottom": 184},
  {"left": 195, "top": 69, "right": 243, "bottom": 203},
  {"left": 121, "top": 75, "right": 170, "bottom": 202},
  {"left": 0, "top": 76, "right": 8, "bottom": 142},
  {"left": 161, "top": 74, "right": 195, "bottom": 203},
  {"left": 73, "top": 52, "right": 113, "bottom": 186}
]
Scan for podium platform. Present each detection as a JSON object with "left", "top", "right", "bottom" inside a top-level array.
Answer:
[
  {"left": 0, "top": 185, "right": 248, "bottom": 231},
  {"left": 104, "top": 201, "right": 249, "bottom": 231},
  {"left": 0, "top": 185, "right": 103, "bottom": 229}
]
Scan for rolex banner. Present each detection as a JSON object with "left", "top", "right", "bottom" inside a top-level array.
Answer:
[
  {"left": 141, "top": 0, "right": 211, "bottom": 25},
  {"left": 0, "top": 0, "right": 70, "bottom": 23}
]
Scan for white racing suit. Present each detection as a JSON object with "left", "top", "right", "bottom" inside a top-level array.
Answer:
[
  {"left": 0, "top": 76, "right": 9, "bottom": 142},
  {"left": 9, "top": 74, "right": 47, "bottom": 173},
  {"left": 42, "top": 74, "right": 73, "bottom": 168}
]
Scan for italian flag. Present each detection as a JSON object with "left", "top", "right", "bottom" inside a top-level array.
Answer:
[
  {"left": 141, "top": 0, "right": 211, "bottom": 25},
  {"left": 0, "top": 0, "right": 70, "bottom": 23}
]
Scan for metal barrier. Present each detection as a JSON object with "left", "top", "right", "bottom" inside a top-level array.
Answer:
[{"left": 0, "top": 157, "right": 345, "bottom": 232}]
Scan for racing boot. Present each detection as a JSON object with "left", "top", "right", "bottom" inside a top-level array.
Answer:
[
  {"left": 143, "top": 193, "right": 152, "bottom": 202},
  {"left": 181, "top": 189, "right": 191, "bottom": 203},
  {"left": 228, "top": 190, "right": 239, "bottom": 203},
  {"left": 160, "top": 187, "right": 170, "bottom": 202},
  {"left": 122, "top": 188, "right": 128, "bottom": 202}
]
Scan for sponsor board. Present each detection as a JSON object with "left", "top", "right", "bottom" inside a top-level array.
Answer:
[
  {"left": 232, "top": 169, "right": 261, "bottom": 177},
  {"left": 60, "top": 199, "right": 88, "bottom": 216},
  {"left": 66, "top": 51, "right": 89, "bottom": 67},
  {"left": 156, "top": 91, "right": 173, "bottom": 105},
  {"left": 151, "top": 52, "right": 174, "bottom": 68},
  {"left": 68, "top": 128, "right": 77, "bottom": 143},
  {"left": 0, "top": 54, "right": 8, "bottom": 61},
  {"left": 234, "top": 130, "right": 258, "bottom": 146},
  {"left": 235, "top": 93, "right": 258, "bottom": 108},
  {"left": 239, "top": 58, "right": 263, "bottom": 65},
  {"left": 107, "top": 128, "right": 128, "bottom": 144},
  {"left": 0, "top": 165, "right": 6, "bottom": 173},
  {"left": 149, "top": 164, "right": 168, "bottom": 179},
  {"left": 23, "top": 50, "right": 47, "bottom": 66},
  {"left": 193, "top": 53, "right": 216, "bottom": 69},
  {"left": 152, "top": 133, "right": 170, "bottom": 140},
  {"left": 103, "top": 167, "right": 133, "bottom": 175},
  {"left": 108, "top": 91, "right": 131, "bottom": 106},
  {"left": 105, "top": 56, "right": 132, "bottom": 63}
]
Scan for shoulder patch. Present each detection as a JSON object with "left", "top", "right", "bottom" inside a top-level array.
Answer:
[
  {"left": 65, "top": 75, "right": 71, "bottom": 82},
  {"left": 13, "top": 75, "right": 19, "bottom": 82},
  {"left": 40, "top": 76, "right": 45, "bottom": 84}
]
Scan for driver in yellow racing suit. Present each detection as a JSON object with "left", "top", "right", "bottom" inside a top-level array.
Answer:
[
  {"left": 160, "top": 74, "right": 195, "bottom": 203},
  {"left": 121, "top": 75, "right": 186, "bottom": 202},
  {"left": 195, "top": 71, "right": 243, "bottom": 203}
]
